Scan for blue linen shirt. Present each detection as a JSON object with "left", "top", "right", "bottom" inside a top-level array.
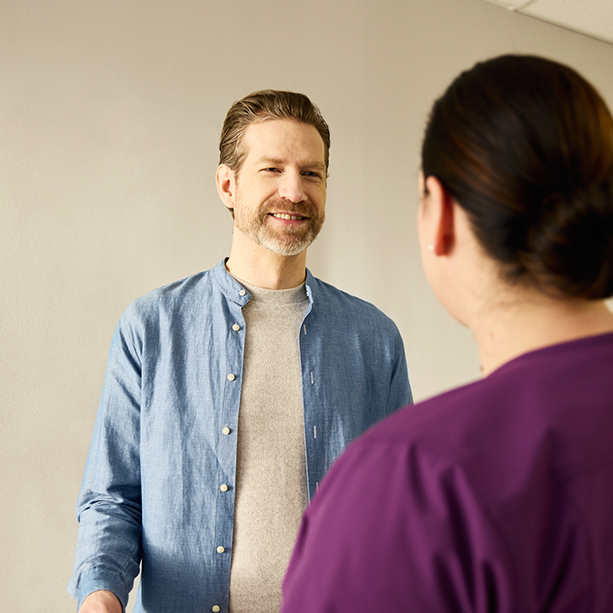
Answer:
[{"left": 69, "top": 259, "right": 411, "bottom": 612}]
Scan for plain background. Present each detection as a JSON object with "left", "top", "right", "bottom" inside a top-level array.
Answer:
[{"left": 2, "top": 0, "right": 613, "bottom": 610}]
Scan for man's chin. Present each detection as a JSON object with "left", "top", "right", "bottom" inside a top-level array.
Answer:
[
  {"left": 263, "top": 241, "right": 310, "bottom": 257},
  {"left": 256, "top": 227, "right": 318, "bottom": 257}
]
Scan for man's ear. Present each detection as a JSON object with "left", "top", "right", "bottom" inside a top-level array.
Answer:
[
  {"left": 424, "top": 175, "right": 456, "bottom": 256},
  {"left": 216, "top": 164, "right": 236, "bottom": 210}
]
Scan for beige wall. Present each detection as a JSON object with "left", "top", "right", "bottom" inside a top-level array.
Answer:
[{"left": 2, "top": 0, "right": 613, "bottom": 609}]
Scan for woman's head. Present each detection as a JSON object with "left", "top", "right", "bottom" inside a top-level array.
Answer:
[{"left": 421, "top": 55, "right": 613, "bottom": 300}]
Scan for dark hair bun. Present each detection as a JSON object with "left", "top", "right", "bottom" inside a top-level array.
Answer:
[
  {"left": 523, "top": 183, "right": 613, "bottom": 299},
  {"left": 421, "top": 55, "right": 613, "bottom": 300}
]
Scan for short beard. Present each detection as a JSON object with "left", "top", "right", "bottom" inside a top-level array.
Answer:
[{"left": 234, "top": 197, "right": 325, "bottom": 256}]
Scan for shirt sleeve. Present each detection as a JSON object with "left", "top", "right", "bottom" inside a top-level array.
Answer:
[
  {"left": 387, "top": 326, "right": 412, "bottom": 413},
  {"left": 68, "top": 313, "right": 144, "bottom": 609},
  {"left": 281, "top": 437, "right": 513, "bottom": 613}
]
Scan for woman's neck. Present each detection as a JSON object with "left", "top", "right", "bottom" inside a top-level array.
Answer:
[{"left": 471, "top": 290, "right": 613, "bottom": 375}]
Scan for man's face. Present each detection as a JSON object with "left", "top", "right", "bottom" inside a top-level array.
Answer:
[{"left": 230, "top": 118, "right": 327, "bottom": 256}]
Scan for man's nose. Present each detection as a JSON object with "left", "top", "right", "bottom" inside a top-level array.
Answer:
[{"left": 277, "top": 171, "right": 306, "bottom": 203}]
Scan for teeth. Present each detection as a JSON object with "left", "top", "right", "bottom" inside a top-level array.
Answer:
[{"left": 272, "top": 213, "right": 304, "bottom": 220}]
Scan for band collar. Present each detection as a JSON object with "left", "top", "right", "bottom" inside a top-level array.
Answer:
[{"left": 211, "top": 258, "right": 315, "bottom": 308}]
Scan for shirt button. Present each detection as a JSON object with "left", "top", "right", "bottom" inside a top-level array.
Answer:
[
  {"left": 239, "top": 289, "right": 246, "bottom": 296},
  {"left": 227, "top": 373, "right": 235, "bottom": 381},
  {"left": 222, "top": 427, "right": 231, "bottom": 435},
  {"left": 217, "top": 546, "right": 225, "bottom": 553},
  {"left": 232, "top": 323, "right": 240, "bottom": 331},
  {"left": 212, "top": 606, "right": 221, "bottom": 612},
  {"left": 220, "top": 484, "right": 229, "bottom": 492}
]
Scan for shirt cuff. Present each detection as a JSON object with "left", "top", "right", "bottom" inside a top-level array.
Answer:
[{"left": 69, "top": 567, "right": 129, "bottom": 611}]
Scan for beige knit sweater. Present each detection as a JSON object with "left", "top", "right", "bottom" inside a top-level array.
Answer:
[{"left": 228, "top": 281, "right": 310, "bottom": 613}]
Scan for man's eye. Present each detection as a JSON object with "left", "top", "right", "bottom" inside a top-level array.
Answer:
[
  {"left": 262, "top": 167, "right": 280, "bottom": 173},
  {"left": 304, "top": 171, "right": 322, "bottom": 179}
]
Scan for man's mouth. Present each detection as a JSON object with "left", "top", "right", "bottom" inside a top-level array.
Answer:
[{"left": 270, "top": 213, "right": 307, "bottom": 221}]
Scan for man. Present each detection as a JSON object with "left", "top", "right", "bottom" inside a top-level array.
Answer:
[{"left": 69, "top": 90, "right": 411, "bottom": 613}]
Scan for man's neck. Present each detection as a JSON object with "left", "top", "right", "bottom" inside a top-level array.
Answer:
[{"left": 225, "top": 231, "right": 307, "bottom": 290}]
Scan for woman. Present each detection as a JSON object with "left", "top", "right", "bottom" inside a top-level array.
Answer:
[{"left": 281, "top": 55, "right": 613, "bottom": 612}]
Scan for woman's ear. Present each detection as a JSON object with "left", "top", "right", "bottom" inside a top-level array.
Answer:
[
  {"left": 216, "top": 164, "right": 236, "bottom": 211},
  {"left": 424, "top": 175, "right": 456, "bottom": 256}
]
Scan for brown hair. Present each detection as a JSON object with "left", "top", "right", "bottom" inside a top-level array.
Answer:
[
  {"left": 421, "top": 55, "right": 613, "bottom": 299},
  {"left": 219, "top": 89, "right": 330, "bottom": 174}
]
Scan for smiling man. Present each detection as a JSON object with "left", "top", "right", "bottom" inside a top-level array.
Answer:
[{"left": 69, "top": 90, "right": 411, "bottom": 613}]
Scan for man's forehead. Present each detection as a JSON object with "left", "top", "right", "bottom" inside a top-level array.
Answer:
[
  {"left": 242, "top": 119, "right": 325, "bottom": 160},
  {"left": 253, "top": 155, "right": 326, "bottom": 171}
]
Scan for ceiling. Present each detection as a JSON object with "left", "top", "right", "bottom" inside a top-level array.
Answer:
[{"left": 483, "top": 0, "right": 613, "bottom": 45}]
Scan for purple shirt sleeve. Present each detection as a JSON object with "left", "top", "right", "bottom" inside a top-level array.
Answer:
[{"left": 281, "top": 438, "right": 513, "bottom": 612}]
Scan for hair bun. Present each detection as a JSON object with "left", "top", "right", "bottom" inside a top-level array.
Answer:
[{"left": 522, "top": 181, "right": 613, "bottom": 299}]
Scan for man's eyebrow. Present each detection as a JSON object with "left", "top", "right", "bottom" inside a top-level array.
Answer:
[{"left": 256, "top": 157, "right": 326, "bottom": 171}]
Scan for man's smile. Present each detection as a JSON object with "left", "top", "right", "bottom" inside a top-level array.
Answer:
[{"left": 269, "top": 212, "right": 308, "bottom": 221}]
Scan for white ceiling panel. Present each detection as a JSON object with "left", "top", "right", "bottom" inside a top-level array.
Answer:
[{"left": 483, "top": 0, "right": 613, "bottom": 45}]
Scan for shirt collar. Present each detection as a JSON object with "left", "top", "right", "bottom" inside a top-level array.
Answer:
[
  {"left": 210, "top": 258, "right": 252, "bottom": 307},
  {"left": 211, "top": 258, "right": 316, "bottom": 309}
]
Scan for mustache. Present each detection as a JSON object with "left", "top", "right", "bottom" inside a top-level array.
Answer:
[{"left": 261, "top": 198, "right": 316, "bottom": 218}]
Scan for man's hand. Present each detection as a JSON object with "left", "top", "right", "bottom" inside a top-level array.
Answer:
[{"left": 78, "top": 590, "right": 122, "bottom": 613}]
